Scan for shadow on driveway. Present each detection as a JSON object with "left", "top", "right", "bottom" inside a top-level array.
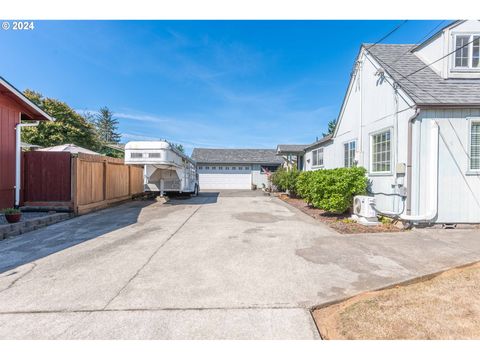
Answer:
[{"left": 0, "top": 200, "right": 156, "bottom": 274}]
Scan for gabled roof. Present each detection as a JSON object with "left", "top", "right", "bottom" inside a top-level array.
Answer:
[
  {"left": 276, "top": 144, "right": 308, "bottom": 154},
  {"left": 304, "top": 134, "right": 333, "bottom": 151},
  {"left": 191, "top": 148, "right": 283, "bottom": 164},
  {"left": 0, "top": 76, "right": 54, "bottom": 121},
  {"left": 365, "top": 43, "right": 480, "bottom": 106}
]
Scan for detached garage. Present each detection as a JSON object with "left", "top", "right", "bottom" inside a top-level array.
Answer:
[{"left": 191, "top": 148, "right": 283, "bottom": 190}]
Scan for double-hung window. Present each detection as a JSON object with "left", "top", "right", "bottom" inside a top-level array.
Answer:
[
  {"left": 344, "top": 140, "right": 356, "bottom": 168},
  {"left": 454, "top": 34, "right": 480, "bottom": 69},
  {"left": 371, "top": 129, "right": 391, "bottom": 174},
  {"left": 471, "top": 121, "right": 480, "bottom": 170},
  {"left": 311, "top": 148, "right": 324, "bottom": 168}
]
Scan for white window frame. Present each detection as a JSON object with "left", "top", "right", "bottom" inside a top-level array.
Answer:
[
  {"left": 370, "top": 128, "right": 393, "bottom": 175},
  {"left": 452, "top": 33, "right": 480, "bottom": 71},
  {"left": 311, "top": 147, "right": 324, "bottom": 168},
  {"left": 468, "top": 117, "right": 480, "bottom": 172},
  {"left": 343, "top": 140, "right": 357, "bottom": 168}
]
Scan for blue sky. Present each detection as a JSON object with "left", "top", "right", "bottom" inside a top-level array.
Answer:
[{"left": 0, "top": 20, "right": 446, "bottom": 154}]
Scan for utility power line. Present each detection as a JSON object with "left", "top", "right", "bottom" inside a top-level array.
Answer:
[
  {"left": 365, "top": 20, "right": 408, "bottom": 50},
  {"left": 401, "top": 36, "right": 479, "bottom": 80},
  {"left": 389, "top": 20, "right": 448, "bottom": 66}
]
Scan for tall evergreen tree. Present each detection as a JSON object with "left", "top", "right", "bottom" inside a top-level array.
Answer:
[
  {"left": 95, "top": 106, "right": 121, "bottom": 144},
  {"left": 322, "top": 118, "right": 337, "bottom": 137}
]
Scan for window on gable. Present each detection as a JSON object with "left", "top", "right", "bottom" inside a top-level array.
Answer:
[
  {"left": 371, "top": 130, "right": 391, "bottom": 173},
  {"left": 454, "top": 34, "right": 480, "bottom": 69},
  {"left": 471, "top": 121, "right": 480, "bottom": 170},
  {"left": 344, "top": 140, "right": 356, "bottom": 168}
]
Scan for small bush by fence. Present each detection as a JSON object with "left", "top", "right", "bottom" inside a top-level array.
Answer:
[
  {"left": 296, "top": 167, "right": 368, "bottom": 214},
  {"left": 270, "top": 167, "right": 301, "bottom": 195}
]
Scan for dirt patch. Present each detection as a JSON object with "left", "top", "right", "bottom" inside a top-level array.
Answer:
[
  {"left": 278, "top": 194, "right": 402, "bottom": 234},
  {"left": 313, "top": 262, "right": 480, "bottom": 339}
]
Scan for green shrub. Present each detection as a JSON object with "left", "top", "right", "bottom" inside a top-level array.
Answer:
[
  {"left": 2, "top": 208, "right": 21, "bottom": 215},
  {"left": 296, "top": 167, "right": 368, "bottom": 214},
  {"left": 270, "top": 167, "right": 300, "bottom": 195}
]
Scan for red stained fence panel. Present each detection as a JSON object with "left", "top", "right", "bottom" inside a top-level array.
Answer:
[{"left": 23, "top": 151, "right": 71, "bottom": 202}]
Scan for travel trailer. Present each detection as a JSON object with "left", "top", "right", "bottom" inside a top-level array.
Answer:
[{"left": 124, "top": 141, "right": 199, "bottom": 196}]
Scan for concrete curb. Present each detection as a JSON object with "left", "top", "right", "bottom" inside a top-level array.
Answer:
[{"left": 0, "top": 213, "right": 73, "bottom": 240}]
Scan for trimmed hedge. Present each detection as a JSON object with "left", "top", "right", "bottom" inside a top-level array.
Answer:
[
  {"left": 270, "top": 167, "right": 300, "bottom": 195},
  {"left": 296, "top": 167, "right": 368, "bottom": 214}
]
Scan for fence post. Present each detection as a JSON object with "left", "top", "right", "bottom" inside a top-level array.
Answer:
[
  {"left": 103, "top": 159, "right": 107, "bottom": 201},
  {"left": 71, "top": 155, "right": 78, "bottom": 214}
]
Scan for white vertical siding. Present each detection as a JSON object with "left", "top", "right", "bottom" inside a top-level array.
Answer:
[{"left": 419, "top": 109, "right": 480, "bottom": 223}]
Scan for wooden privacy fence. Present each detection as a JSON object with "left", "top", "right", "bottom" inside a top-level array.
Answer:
[
  {"left": 23, "top": 151, "right": 144, "bottom": 215},
  {"left": 73, "top": 153, "right": 144, "bottom": 214}
]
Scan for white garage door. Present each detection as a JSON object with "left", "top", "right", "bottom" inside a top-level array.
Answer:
[{"left": 198, "top": 171, "right": 252, "bottom": 189}]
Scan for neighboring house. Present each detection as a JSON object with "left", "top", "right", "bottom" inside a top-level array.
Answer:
[
  {"left": 292, "top": 20, "right": 480, "bottom": 225},
  {"left": 191, "top": 148, "right": 283, "bottom": 189},
  {"left": 0, "top": 76, "right": 53, "bottom": 209},
  {"left": 276, "top": 144, "right": 308, "bottom": 170},
  {"left": 38, "top": 143, "right": 100, "bottom": 155},
  {"left": 302, "top": 135, "right": 334, "bottom": 171}
]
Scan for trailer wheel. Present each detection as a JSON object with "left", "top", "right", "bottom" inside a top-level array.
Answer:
[{"left": 192, "top": 184, "right": 199, "bottom": 197}]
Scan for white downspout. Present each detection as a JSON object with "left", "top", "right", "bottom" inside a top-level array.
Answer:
[
  {"left": 15, "top": 121, "right": 39, "bottom": 208},
  {"left": 400, "top": 120, "right": 439, "bottom": 222}
]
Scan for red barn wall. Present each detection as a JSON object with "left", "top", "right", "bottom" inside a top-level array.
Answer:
[{"left": 0, "top": 96, "right": 21, "bottom": 209}]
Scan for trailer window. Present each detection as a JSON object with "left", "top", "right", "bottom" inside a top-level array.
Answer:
[
  {"left": 148, "top": 153, "right": 161, "bottom": 158},
  {"left": 130, "top": 152, "right": 143, "bottom": 158}
]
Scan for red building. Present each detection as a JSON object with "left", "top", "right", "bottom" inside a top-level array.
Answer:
[{"left": 0, "top": 77, "right": 53, "bottom": 209}]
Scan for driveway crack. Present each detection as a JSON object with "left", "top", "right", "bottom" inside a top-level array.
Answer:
[
  {"left": 101, "top": 202, "right": 205, "bottom": 310},
  {"left": 0, "top": 262, "right": 37, "bottom": 294}
]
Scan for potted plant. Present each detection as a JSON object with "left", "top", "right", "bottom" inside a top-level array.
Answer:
[{"left": 2, "top": 208, "right": 22, "bottom": 224}]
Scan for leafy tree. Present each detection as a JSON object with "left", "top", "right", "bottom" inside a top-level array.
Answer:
[
  {"left": 94, "top": 106, "right": 121, "bottom": 144},
  {"left": 21, "top": 90, "right": 100, "bottom": 150},
  {"left": 322, "top": 118, "right": 337, "bottom": 137}
]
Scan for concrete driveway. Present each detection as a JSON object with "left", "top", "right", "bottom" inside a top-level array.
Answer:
[{"left": 0, "top": 190, "right": 479, "bottom": 339}]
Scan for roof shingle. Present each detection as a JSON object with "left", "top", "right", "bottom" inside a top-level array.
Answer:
[
  {"left": 365, "top": 43, "right": 480, "bottom": 105},
  {"left": 191, "top": 148, "right": 283, "bottom": 164}
]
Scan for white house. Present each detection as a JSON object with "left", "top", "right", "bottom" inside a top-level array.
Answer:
[
  {"left": 192, "top": 148, "right": 283, "bottom": 189},
  {"left": 291, "top": 20, "right": 480, "bottom": 225}
]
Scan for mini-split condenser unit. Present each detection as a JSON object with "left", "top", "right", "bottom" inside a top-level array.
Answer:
[{"left": 351, "top": 195, "right": 379, "bottom": 226}]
